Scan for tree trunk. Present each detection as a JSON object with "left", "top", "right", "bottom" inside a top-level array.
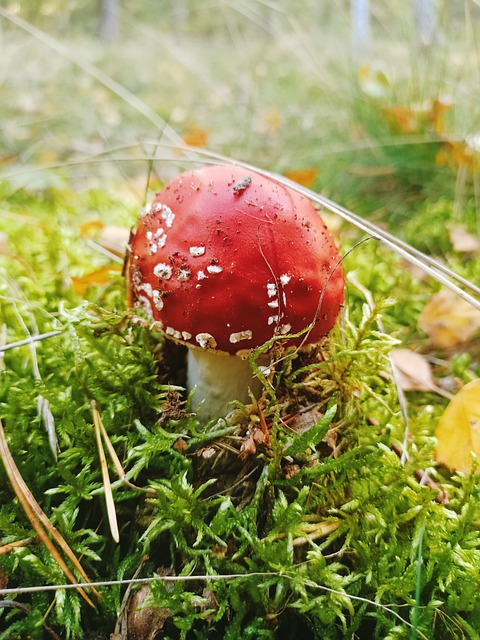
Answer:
[
  {"left": 98, "top": 0, "right": 119, "bottom": 42},
  {"left": 351, "top": 0, "right": 370, "bottom": 55}
]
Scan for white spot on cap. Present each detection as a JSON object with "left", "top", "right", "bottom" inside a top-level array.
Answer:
[
  {"left": 190, "top": 246, "right": 206, "bottom": 257},
  {"left": 267, "top": 283, "right": 277, "bottom": 298},
  {"left": 145, "top": 230, "right": 158, "bottom": 255},
  {"left": 196, "top": 333, "right": 217, "bottom": 349},
  {"left": 182, "top": 331, "right": 192, "bottom": 341},
  {"left": 138, "top": 282, "right": 153, "bottom": 297},
  {"left": 177, "top": 268, "right": 191, "bottom": 282},
  {"left": 207, "top": 264, "right": 222, "bottom": 274},
  {"left": 140, "top": 203, "right": 152, "bottom": 217},
  {"left": 166, "top": 327, "right": 182, "bottom": 340},
  {"left": 134, "top": 295, "right": 153, "bottom": 319},
  {"left": 153, "top": 203, "right": 175, "bottom": 228},
  {"left": 280, "top": 274, "right": 291, "bottom": 286},
  {"left": 268, "top": 315, "right": 279, "bottom": 325},
  {"left": 279, "top": 323, "right": 292, "bottom": 334},
  {"left": 152, "top": 291, "right": 164, "bottom": 311},
  {"left": 153, "top": 263, "right": 173, "bottom": 280},
  {"left": 197, "top": 270, "right": 207, "bottom": 281},
  {"left": 229, "top": 330, "right": 253, "bottom": 344},
  {"left": 268, "top": 300, "right": 279, "bottom": 309},
  {"left": 155, "top": 228, "right": 167, "bottom": 249}
]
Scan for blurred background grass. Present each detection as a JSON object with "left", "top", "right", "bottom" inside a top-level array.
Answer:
[{"left": 1, "top": 1, "right": 479, "bottom": 227}]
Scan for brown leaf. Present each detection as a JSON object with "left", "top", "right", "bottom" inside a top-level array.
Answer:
[
  {"left": 435, "top": 379, "right": 480, "bottom": 474},
  {"left": 239, "top": 433, "right": 256, "bottom": 460},
  {"left": 418, "top": 290, "right": 480, "bottom": 348},
  {"left": 390, "top": 348, "right": 436, "bottom": 392},
  {"left": 127, "top": 585, "right": 171, "bottom": 640}
]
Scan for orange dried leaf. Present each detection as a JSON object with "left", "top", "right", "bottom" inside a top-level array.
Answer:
[
  {"left": 284, "top": 168, "right": 317, "bottom": 188},
  {"left": 381, "top": 106, "right": 419, "bottom": 134},
  {"left": 72, "top": 266, "right": 120, "bottom": 295},
  {"left": 182, "top": 126, "right": 209, "bottom": 148},
  {"left": 429, "top": 96, "right": 454, "bottom": 133},
  {"left": 418, "top": 290, "right": 480, "bottom": 349},
  {"left": 435, "top": 379, "right": 480, "bottom": 474}
]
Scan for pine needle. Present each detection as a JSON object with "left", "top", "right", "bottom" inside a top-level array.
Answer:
[
  {"left": 91, "top": 401, "right": 120, "bottom": 544},
  {"left": 0, "top": 419, "right": 100, "bottom": 606}
]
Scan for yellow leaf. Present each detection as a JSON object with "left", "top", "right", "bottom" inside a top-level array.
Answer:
[
  {"left": 418, "top": 290, "right": 480, "bottom": 349},
  {"left": 284, "top": 168, "right": 317, "bottom": 188},
  {"left": 72, "top": 266, "right": 120, "bottom": 295},
  {"left": 435, "top": 379, "right": 480, "bottom": 474}
]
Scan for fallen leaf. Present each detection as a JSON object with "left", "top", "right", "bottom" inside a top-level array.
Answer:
[
  {"left": 239, "top": 433, "right": 256, "bottom": 460},
  {"left": 437, "top": 140, "right": 477, "bottom": 172},
  {"left": 449, "top": 224, "right": 480, "bottom": 253},
  {"left": 72, "top": 266, "right": 121, "bottom": 295},
  {"left": 381, "top": 105, "right": 420, "bottom": 134},
  {"left": 127, "top": 584, "right": 171, "bottom": 640},
  {"left": 182, "top": 126, "right": 209, "bottom": 148},
  {"left": 429, "top": 96, "right": 454, "bottom": 133},
  {"left": 284, "top": 168, "right": 318, "bottom": 188},
  {"left": 390, "top": 348, "right": 436, "bottom": 392},
  {"left": 435, "top": 379, "right": 480, "bottom": 474},
  {"left": 99, "top": 225, "right": 131, "bottom": 256},
  {"left": 418, "top": 290, "right": 480, "bottom": 348}
]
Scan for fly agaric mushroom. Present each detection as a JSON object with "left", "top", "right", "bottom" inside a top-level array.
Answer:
[{"left": 127, "top": 164, "right": 344, "bottom": 419}]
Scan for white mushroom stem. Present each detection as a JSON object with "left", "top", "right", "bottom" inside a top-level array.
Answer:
[{"left": 187, "top": 348, "right": 262, "bottom": 420}]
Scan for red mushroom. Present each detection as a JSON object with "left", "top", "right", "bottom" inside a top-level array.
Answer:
[{"left": 127, "top": 164, "right": 344, "bottom": 419}]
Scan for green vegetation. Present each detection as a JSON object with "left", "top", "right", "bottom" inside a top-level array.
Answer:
[{"left": 0, "top": 2, "right": 480, "bottom": 639}]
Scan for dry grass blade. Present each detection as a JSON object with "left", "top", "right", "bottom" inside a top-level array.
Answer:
[
  {"left": 92, "top": 401, "right": 155, "bottom": 496},
  {"left": 0, "top": 419, "right": 100, "bottom": 606},
  {"left": 0, "top": 538, "right": 36, "bottom": 555},
  {"left": 91, "top": 402, "right": 120, "bottom": 544}
]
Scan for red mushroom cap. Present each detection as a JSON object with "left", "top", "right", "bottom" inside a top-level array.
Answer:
[{"left": 127, "top": 164, "right": 344, "bottom": 355}]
